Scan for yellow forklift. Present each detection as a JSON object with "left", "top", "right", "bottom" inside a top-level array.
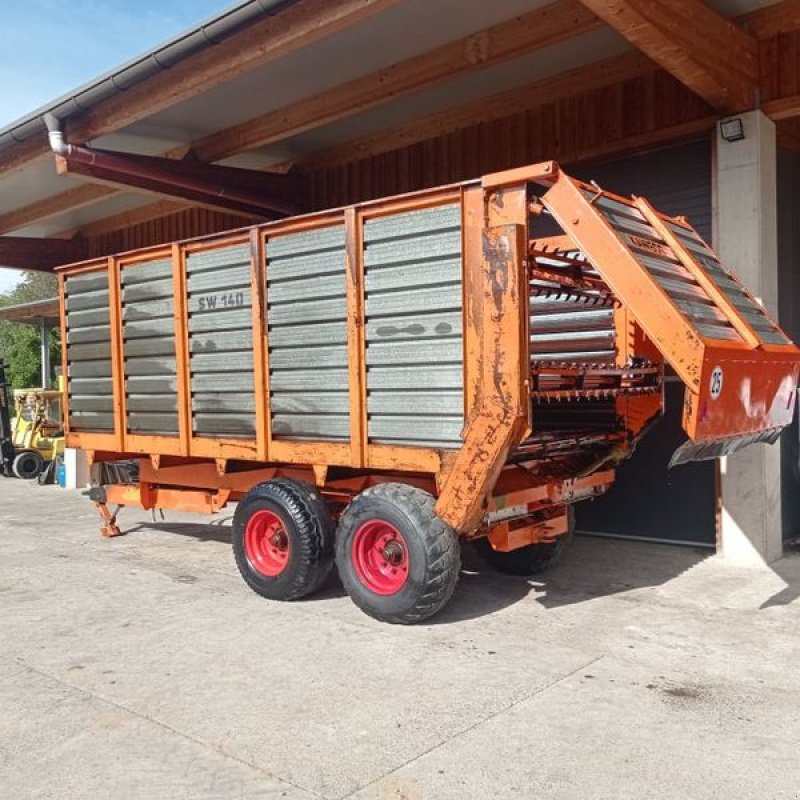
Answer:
[{"left": 0, "top": 359, "right": 64, "bottom": 480}]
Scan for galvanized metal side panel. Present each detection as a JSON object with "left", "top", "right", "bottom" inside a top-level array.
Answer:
[
  {"left": 664, "top": 220, "right": 790, "bottom": 345},
  {"left": 266, "top": 225, "right": 349, "bottom": 441},
  {"left": 363, "top": 204, "right": 464, "bottom": 449},
  {"left": 580, "top": 187, "right": 743, "bottom": 343},
  {"left": 121, "top": 259, "right": 179, "bottom": 435},
  {"left": 529, "top": 292, "right": 617, "bottom": 364},
  {"left": 186, "top": 243, "right": 256, "bottom": 439},
  {"left": 64, "top": 271, "right": 114, "bottom": 432}
]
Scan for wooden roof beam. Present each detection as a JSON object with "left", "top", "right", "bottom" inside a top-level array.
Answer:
[
  {"left": 59, "top": 199, "right": 191, "bottom": 239},
  {"left": 764, "top": 93, "right": 800, "bottom": 122},
  {"left": 190, "top": 0, "right": 602, "bottom": 162},
  {"left": 578, "top": 0, "right": 758, "bottom": 113},
  {"left": 0, "top": 184, "right": 117, "bottom": 235},
  {"left": 0, "top": 236, "right": 87, "bottom": 271},
  {"left": 0, "top": 0, "right": 402, "bottom": 179},
  {"left": 68, "top": 0, "right": 402, "bottom": 144},
  {"left": 0, "top": 137, "right": 50, "bottom": 179},
  {"left": 298, "top": 51, "right": 656, "bottom": 171},
  {"left": 1, "top": 0, "right": 599, "bottom": 234},
  {"left": 740, "top": 0, "right": 800, "bottom": 38}
]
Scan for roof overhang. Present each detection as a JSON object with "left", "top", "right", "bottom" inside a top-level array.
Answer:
[
  {"left": 0, "top": 297, "right": 60, "bottom": 325},
  {"left": 0, "top": 0, "right": 797, "bottom": 270}
]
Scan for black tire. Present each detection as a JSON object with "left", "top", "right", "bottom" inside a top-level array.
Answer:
[
  {"left": 335, "top": 483, "right": 461, "bottom": 624},
  {"left": 233, "top": 478, "right": 334, "bottom": 601},
  {"left": 473, "top": 507, "right": 575, "bottom": 577},
  {"left": 12, "top": 450, "right": 45, "bottom": 480}
]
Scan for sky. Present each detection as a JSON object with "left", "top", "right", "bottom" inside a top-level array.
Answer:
[{"left": 0, "top": 0, "right": 231, "bottom": 294}]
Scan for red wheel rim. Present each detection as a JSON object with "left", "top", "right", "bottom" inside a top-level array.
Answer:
[
  {"left": 351, "top": 520, "right": 409, "bottom": 595},
  {"left": 244, "top": 509, "right": 290, "bottom": 577}
]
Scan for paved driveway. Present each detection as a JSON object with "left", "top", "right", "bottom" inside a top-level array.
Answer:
[{"left": 1, "top": 478, "right": 798, "bottom": 799}]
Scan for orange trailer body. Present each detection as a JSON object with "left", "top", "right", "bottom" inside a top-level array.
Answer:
[{"left": 57, "top": 162, "right": 800, "bottom": 556}]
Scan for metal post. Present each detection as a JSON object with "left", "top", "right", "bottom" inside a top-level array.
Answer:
[{"left": 39, "top": 317, "right": 50, "bottom": 389}]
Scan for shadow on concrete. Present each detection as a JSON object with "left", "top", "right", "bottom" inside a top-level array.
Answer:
[
  {"left": 122, "top": 515, "right": 726, "bottom": 623},
  {"left": 531, "top": 535, "right": 711, "bottom": 610},
  {"left": 426, "top": 545, "right": 534, "bottom": 624},
  {"left": 759, "top": 548, "right": 800, "bottom": 609},
  {"left": 126, "top": 516, "right": 234, "bottom": 545},
  {"left": 430, "top": 535, "right": 713, "bottom": 625}
]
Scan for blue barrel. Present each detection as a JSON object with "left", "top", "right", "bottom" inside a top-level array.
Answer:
[{"left": 56, "top": 457, "right": 66, "bottom": 487}]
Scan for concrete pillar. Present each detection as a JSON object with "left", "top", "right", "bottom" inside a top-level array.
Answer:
[
  {"left": 713, "top": 110, "right": 783, "bottom": 565},
  {"left": 63, "top": 447, "right": 90, "bottom": 490}
]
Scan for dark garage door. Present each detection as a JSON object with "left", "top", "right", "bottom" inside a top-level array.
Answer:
[{"left": 570, "top": 140, "right": 717, "bottom": 547}]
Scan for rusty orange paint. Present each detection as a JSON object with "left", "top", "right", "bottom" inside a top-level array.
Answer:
[
  {"left": 542, "top": 175, "right": 706, "bottom": 392},
  {"left": 345, "top": 207, "right": 366, "bottom": 467},
  {"left": 487, "top": 510, "right": 568, "bottom": 553},
  {"left": 172, "top": 242, "right": 192, "bottom": 456},
  {"left": 56, "top": 162, "right": 800, "bottom": 548},
  {"left": 434, "top": 223, "right": 530, "bottom": 532},
  {"left": 249, "top": 228, "right": 269, "bottom": 461},
  {"left": 106, "top": 256, "right": 126, "bottom": 452}
]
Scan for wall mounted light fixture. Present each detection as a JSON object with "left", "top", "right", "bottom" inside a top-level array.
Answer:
[{"left": 719, "top": 117, "right": 745, "bottom": 142}]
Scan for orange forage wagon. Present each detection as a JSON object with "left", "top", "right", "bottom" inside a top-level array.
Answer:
[{"left": 57, "top": 162, "right": 800, "bottom": 623}]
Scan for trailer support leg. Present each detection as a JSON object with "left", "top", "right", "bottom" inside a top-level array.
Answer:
[{"left": 95, "top": 501, "right": 124, "bottom": 538}]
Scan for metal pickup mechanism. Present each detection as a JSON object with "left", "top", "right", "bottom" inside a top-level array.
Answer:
[{"left": 540, "top": 173, "right": 800, "bottom": 464}]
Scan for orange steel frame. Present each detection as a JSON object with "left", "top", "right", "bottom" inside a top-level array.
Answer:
[
  {"left": 58, "top": 160, "right": 799, "bottom": 546},
  {"left": 540, "top": 171, "right": 798, "bottom": 441}
]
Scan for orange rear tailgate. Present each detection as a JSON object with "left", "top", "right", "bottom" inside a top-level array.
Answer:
[{"left": 541, "top": 172, "right": 800, "bottom": 465}]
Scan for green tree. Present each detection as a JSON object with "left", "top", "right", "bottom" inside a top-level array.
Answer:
[{"left": 0, "top": 272, "right": 60, "bottom": 391}]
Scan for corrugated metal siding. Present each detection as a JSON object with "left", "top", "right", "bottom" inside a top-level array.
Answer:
[
  {"left": 64, "top": 271, "right": 114, "bottom": 432},
  {"left": 266, "top": 226, "right": 349, "bottom": 441},
  {"left": 121, "top": 258, "right": 179, "bottom": 435},
  {"left": 186, "top": 243, "right": 256, "bottom": 438},
  {"left": 363, "top": 204, "right": 464, "bottom": 448},
  {"left": 529, "top": 293, "right": 617, "bottom": 364}
]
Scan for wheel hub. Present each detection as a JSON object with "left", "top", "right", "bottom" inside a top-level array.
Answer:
[
  {"left": 244, "top": 509, "right": 291, "bottom": 577},
  {"left": 351, "top": 520, "right": 409, "bottom": 596},
  {"left": 381, "top": 540, "right": 405, "bottom": 566},
  {"left": 269, "top": 531, "right": 288, "bottom": 549}
]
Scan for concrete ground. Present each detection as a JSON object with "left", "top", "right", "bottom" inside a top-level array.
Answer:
[{"left": 1, "top": 479, "right": 799, "bottom": 800}]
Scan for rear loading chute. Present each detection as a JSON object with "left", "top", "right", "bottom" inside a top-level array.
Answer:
[{"left": 539, "top": 169, "right": 799, "bottom": 465}]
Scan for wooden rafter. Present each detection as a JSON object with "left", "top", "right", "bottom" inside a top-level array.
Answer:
[
  {"left": 1, "top": 0, "right": 407, "bottom": 222},
  {"left": 0, "top": 236, "right": 87, "bottom": 271},
  {"left": 764, "top": 94, "right": 800, "bottom": 122},
  {"left": 740, "top": 0, "right": 800, "bottom": 38},
  {"left": 61, "top": 199, "right": 190, "bottom": 239},
  {"left": 0, "top": 137, "right": 50, "bottom": 179},
  {"left": 0, "top": 0, "right": 599, "bottom": 234},
  {"left": 578, "top": 0, "right": 758, "bottom": 113},
  {"left": 0, "top": 0, "right": 402, "bottom": 179},
  {"left": 298, "top": 51, "right": 656, "bottom": 171},
  {"left": 68, "top": 0, "right": 401, "bottom": 144},
  {"left": 5, "top": 0, "right": 800, "bottom": 240},
  {"left": 0, "top": 184, "right": 116, "bottom": 235},
  {"left": 190, "top": 0, "right": 602, "bottom": 162}
]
